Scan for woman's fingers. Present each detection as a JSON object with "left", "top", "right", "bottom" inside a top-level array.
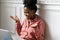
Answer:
[
  {"left": 10, "top": 16, "right": 14, "bottom": 19},
  {"left": 10, "top": 16, "right": 16, "bottom": 21},
  {"left": 10, "top": 16, "right": 19, "bottom": 21}
]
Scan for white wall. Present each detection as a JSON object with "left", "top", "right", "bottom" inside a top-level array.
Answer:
[
  {"left": 39, "top": 4, "right": 60, "bottom": 40},
  {"left": 0, "top": 2, "right": 16, "bottom": 33},
  {"left": 0, "top": 0, "right": 1, "bottom": 27},
  {"left": 0, "top": 0, "right": 24, "bottom": 33},
  {"left": 0, "top": 0, "right": 60, "bottom": 40},
  {"left": 38, "top": 0, "right": 60, "bottom": 40}
]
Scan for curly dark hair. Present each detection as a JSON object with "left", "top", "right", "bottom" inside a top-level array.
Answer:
[
  {"left": 23, "top": 0, "right": 37, "bottom": 5},
  {"left": 23, "top": 0, "right": 37, "bottom": 12}
]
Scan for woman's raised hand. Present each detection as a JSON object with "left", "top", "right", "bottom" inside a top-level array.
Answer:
[{"left": 10, "top": 16, "right": 20, "bottom": 23}]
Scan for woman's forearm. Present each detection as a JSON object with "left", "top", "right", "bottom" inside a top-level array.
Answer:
[{"left": 16, "top": 21, "right": 22, "bottom": 36}]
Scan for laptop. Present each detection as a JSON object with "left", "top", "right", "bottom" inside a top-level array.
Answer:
[{"left": 0, "top": 29, "right": 12, "bottom": 40}]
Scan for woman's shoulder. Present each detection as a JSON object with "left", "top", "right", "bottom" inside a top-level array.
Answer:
[{"left": 36, "top": 15, "right": 45, "bottom": 24}]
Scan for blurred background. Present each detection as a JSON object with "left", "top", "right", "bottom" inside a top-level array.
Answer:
[{"left": 0, "top": 0, "right": 60, "bottom": 40}]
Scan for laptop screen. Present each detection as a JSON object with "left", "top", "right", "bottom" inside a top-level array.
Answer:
[{"left": 0, "top": 29, "right": 12, "bottom": 40}]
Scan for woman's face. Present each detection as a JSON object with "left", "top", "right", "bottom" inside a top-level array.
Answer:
[{"left": 24, "top": 7, "right": 35, "bottom": 19}]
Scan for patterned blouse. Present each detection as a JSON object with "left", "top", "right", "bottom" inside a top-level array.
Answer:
[{"left": 16, "top": 15, "right": 45, "bottom": 40}]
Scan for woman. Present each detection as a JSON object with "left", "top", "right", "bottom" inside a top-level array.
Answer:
[{"left": 10, "top": 0, "right": 45, "bottom": 40}]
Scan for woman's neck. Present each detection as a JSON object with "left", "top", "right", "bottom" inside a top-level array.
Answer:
[{"left": 30, "top": 14, "right": 36, "bottom": 20}]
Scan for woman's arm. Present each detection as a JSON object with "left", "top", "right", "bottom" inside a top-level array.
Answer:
[
  {"left": 38, "top": 20, "right": 45, "bottom": 40},
  {"left": 16, "top": 21, "right": 22, "bottom": 36},
  {"left": 10, "top": 16, "right": 22, "bottom": 36}
]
